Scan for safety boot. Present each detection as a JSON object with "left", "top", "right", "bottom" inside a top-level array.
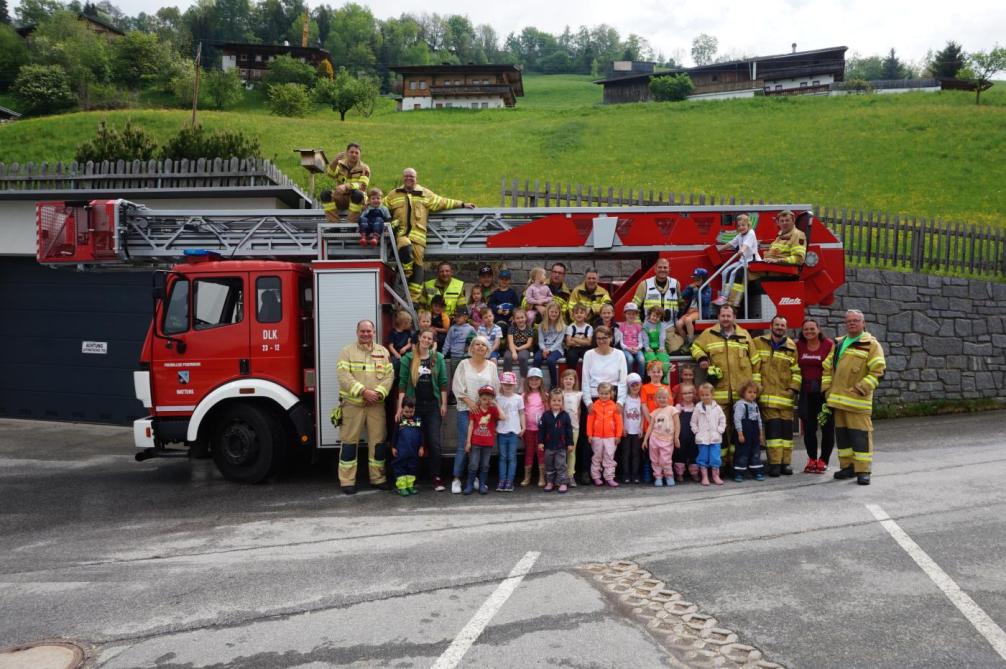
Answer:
[
  {"left": 780, "top": 464, "right": 793, "bottom": 476},
  {"left": 857, "top": 473, "right": 871, "bottom": 485},
  {"left": 767, "top": 464, "right": 781, "bottom": 477},
  {"left": 834, "top": 466, "right": 856, "bottom": 480}
]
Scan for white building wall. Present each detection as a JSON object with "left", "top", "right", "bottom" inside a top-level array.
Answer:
[
  {"left": 222, "top": 55, "right": 236, "bottom": 71},
  {"left": 687, "top": 89, "right": 758, "bottom": 101},
  {"left": 399, "top": 95, "right": 506, "bottom": 111},
  {"left": 400, "top": 96, "right": 433, "bottom": 110},
  {"left": 763, "top": 74, "right": 835, "bottom": 93}
]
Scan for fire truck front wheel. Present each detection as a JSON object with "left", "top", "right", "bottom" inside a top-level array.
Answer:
[{"left": 210, "top": 403, "right": 283, "bottom": 483}]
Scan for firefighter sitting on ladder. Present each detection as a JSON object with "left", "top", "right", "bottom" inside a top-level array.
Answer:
[
  {"left": 321, "top": 142, "right": 371, "bottom": 224},
  {"left": 336, "top": 320, "right": 393, "bottom": 494},
  {"left": 752, "top": 316, "right": 802, "bottom": 476},
  {"left": 384, "top": 167, "right": 475, "bottom": 302}
]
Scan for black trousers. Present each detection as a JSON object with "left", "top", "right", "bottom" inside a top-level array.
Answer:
[{"left": 800, "top": 390, "right": 835, "bottom": 463}]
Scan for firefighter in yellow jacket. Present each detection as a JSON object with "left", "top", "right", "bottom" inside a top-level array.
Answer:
[
  {"left": 752, "top": 316, "right": 802, "bottom": 476},
  {"left": 384, "top": 168, "right": 474, "bottom": 301},
  {"left": 759, "top": 210, "right": 807, "bottom": 266},
  {"left": 321, "top": 143, "right": 371, "bottom": 224},
  {"left": 691, "top": 303, "right": 759, "bottom": 468},
  {"left": 336, "top": 319, "right": 393, "bottom": 494},
  {"left": 822, "top": 309, "right": 885, "bottom": 486}
]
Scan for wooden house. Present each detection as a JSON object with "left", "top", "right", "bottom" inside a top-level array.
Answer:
[
  {"left": 390, "top": 64, "right": 524, "bottom": 111},
  {"left": 217, "top": 42, "right": 334, "bottom": 82}
]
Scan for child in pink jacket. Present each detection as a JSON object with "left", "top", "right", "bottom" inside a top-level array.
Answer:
[{"left": 691, "top": 382, "right": 727, "bottom": 486}]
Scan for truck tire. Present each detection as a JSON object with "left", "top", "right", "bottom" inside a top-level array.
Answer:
[{"left": 210, "top": 404, "right": 282, "bottom": 483}]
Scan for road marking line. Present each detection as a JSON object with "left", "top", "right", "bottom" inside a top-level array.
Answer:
[
  {"left": 431, "top": 550, "right": 541, "bottom": 669},
  {"left": 866, "top": 504, "right": 1006, "bottom": 662}
]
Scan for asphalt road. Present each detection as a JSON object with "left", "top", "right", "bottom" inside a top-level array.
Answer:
[{"left": 1, "top": 412, "right": 1005, "bottom": 668}]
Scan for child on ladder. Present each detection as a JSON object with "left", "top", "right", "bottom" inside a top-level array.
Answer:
[
  {"left": 358, "top": 188, "right": 390, "bottom": 247},
  {"left": 714, "top": 213, "right": 760, "bottom": 307}
]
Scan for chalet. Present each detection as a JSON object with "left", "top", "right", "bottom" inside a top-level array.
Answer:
[
  {"left": 596, "top": 46, "right": 848, "bottom": 103},
  {"left": 390, "top": 64, "right": 524, "bottom": 111},
  {"left": 217, "top": 42, "right": 334, "bottom": 82},
  {"left": 16, "top": 12, "right": 124, "bottom": 42}
]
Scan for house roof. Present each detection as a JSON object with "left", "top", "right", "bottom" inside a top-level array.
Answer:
[
  {"left": 390, "top": 63, "right": 522, "bottom": 75},
  {"left": 16, "top": 12, "right": 126, "bottom": 37},
  {"left": 0, "top": 106, "right": 22, "bottom": 120}
]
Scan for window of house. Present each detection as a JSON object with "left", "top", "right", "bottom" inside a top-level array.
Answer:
[
  {"left": 194, "top": 277, "right": 243, "bottom": 330},
  {"left": 454, "top": 79, "right": 461, "bottom": 85},
  {"left": 712, "top": 75, "right": 719, "bottom": 82},
  {"left": 775, "top": 84, "right": 782, "bottom": 90},
  {"left": 255, "top": 54, "right": 262, "bottom": 62},
  {"left": 239, "top": 53, "right": 248, "bottom": 61},
  {"left": 471, "top": 102, "right": 479, "bottom": 109},
  {"left": 800, "top": 81, "right": 808, "bottom": 87},
  {"left": 409, "top": 81, "right": 417, "bottom": 90},
  {"left": 435, "top": 103, "right": 442, "bottom": 109},
  {"left": 481, "top": 102, "right": 489, "bottom": 108},
  {"left": 415, "top": 104, "right": 422, "bottom": 110},
  {"left": 445, "top": 102, "right": 453, "bottom": 108},
  {"left": 813, "top": 80, "right": 820, "bottom": 86},
  {"left": 419, "top": 81, "right": 427, "bottom": 89},
  {"left": 256, "top": 277, "right": 282, "bottom": 324}
]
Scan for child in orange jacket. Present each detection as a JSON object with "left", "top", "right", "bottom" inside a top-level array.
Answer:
[{"left": 587, "top": 382, "right": 624, "bottom": 487}]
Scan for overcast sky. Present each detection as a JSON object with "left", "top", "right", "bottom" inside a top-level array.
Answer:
[{"left": 16, "top": 0, "right": 1005, "bottom": 65}]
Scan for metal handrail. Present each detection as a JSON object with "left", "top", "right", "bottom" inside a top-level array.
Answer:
[{"left": 697, "top": 248, "right": 750, "bottom": 321}]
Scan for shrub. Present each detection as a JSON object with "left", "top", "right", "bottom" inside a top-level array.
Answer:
[
  {"left": 204, "top": 69, "right": 244, "bottom": 110},
  {"left": 0, "top": 24, "right": 29, "bottom": 91},
  {"left": 843, "top": 78, "right": 874, "bottom": 93},
  {"left": 74, "top": 120, "right": 159, "bottom": 163},
  {"left": 267, "top": 82, "right": 311, "bottom": 117},
  {"left": 649, "top": 73, "right": 694, "bottom": 102},
  {"left": 112, "top": 31, "right": 171, "bottom": 89},
  {"left": 81, "top": 82, "right": 132, "bottom": 110},
  {"left": 160, "top": 124, "right": 261, "bottom": 161},
  {"left": 12, "top": 64, "right": 75, "bottom": 115},
  {"left": 264, "top": 54, "right": 317, "bottom": 88}
]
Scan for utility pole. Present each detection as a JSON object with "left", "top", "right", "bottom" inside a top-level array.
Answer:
[{"left": 191, "top": 41, "right": 202, "bottom": 127}]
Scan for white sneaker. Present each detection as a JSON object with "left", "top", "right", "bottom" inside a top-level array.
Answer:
[{"left": 451, "top": 479, "right": 462, "bottom": 494}]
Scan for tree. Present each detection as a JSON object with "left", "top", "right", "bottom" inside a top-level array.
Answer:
[
  {"left": 845, "top": 54, "right": 885, "bottom": 80},
  {"left": 111, "top": 30, "right": 170, "bottom": 88},
  {"left": 691, "top": 33, "right": 718, "bottom": 66},
  {"left": 30, "top": 10, "right": 112, "bottom": 105},
  {"left": 962, "top": 46, "right": 1006, "bottom": 104},
  {"left": 314, "top": 68, "right": 367, "bottom": 120},
  {"left": 14, "top": 0, "right": 63, "bottom": 26},
  {"left": 649, "top": 73, "right": 693, "bottom": 101},
  {"left": 12, "top": 63, "right": 75, "bottom": 114},
  {"left": 264, "top": 54, "right": 316, "bottom": 88},
  {"left": 928, "top": 41, "right": 966, "bottom": 78},
  {"left": 324, "top": 3, "right": 378, "bottom": 73},
  {"left": 1, "top": 0, "right": 11, "bottom": 24},
  {"left": 881, "top": 48, "right": 909, "bottom": 79},
  {"left": 0, "top": 23, "right": 28, "bottom": 90},
  {"left": 203, "top": 68, "right": 243, "bottom": 109},
  {"left": 267, "top": 82, "right": 311, "bottom": 116}
]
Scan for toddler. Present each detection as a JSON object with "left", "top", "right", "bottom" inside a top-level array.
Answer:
[
  {"left": 561, "top": 369, "right": 583, "bottom": 487},
  {"left": 564, "top": 303, "right": 594, "bottom": 371},
  {"left": 524, "top": 267, "right": 553, "bottom": 323},
  {"left": 504, "top": 308, "right": 536, "bottom": 380},
  {"left": 464, "top": 385, "right": 505, "bottom": 495},
  {"left": 534, "top": 302, "right": 565, "bottom": 387},
  {"left": 520, "top": 368, "right": 548, "bottom": 486},
  {"left": 388, "top": 310, "right": 414, "bottom": 378},
  {"left": 691, "top": 382, "right": 727, "bottom": 486},
  {"left": 538, "top": 389, "right": 574, "bottom": 493},
  {"left": 477, "top": 307, "right": 503, "bottom": 360},
  {"left": 358, "top": 187, "right": 390, "bottom": 246},
  {"left": 672, "top": 383, "right": 700, "bottom": 483},
  {"left": 619, "top": 373, "right": 644, "bottom": 483},
  {"left": 468, "top": 285, "right": 487, "bottom": 328},
  {"left": 639, "top": 360, "right": 669, "bottom": 483},
  {"left": 642, "top": 306, "right": 671, "bottom": 383},
  {"left": 620, "top": 302, "right": 646, "bottom": 375},
  {"left": 643, "top": 387, "right": 679, "bottom": 487},
  {"left": 587, "top": 382, "right": 623, "bottom": 487},
  {"left": 495, "top": 372, "right": 525, "bottom": 492},
  {"left": 429, "top": 295, "right": 449, "bottom": 351},
  {"left": 413, "top": 310, "right": 433, "bottom": 347},
  {"left": 392, "top": 398, "right": 424, "bottom": 496},
  {"left": 732, "top": 380, "right": 766, "bottom": 482},
  {"left": 714, "top": 213, "right": 761, "bottom": 307}
]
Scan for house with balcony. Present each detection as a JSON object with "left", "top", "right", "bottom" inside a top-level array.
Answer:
[
  {"left": 217, "top": 42, "right": 334, "bottom": 82},
  {"left": 391, "top": 64, "right": 524, "bottom": 111}
]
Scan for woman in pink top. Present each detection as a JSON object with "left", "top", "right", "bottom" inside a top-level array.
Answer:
[
  {"left": 619, "top": 302, "right": 645, "bottom": 375},
  {"left": 797, "top": 318, "right": 835, "bottom": 473}
]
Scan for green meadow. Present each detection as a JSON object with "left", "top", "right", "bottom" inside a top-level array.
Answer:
[{"left": 1, "top": 74, "right": 1004, "bottom": 226}]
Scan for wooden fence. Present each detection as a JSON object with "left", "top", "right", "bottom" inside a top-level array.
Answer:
[
  {"left": 501, "top": 178, "right": 1006, "bottom": 279},
  {"left": 0, "top": 157, "right": 300, "bottom": 191}
]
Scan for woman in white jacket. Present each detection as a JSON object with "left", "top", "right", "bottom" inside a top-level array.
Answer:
[{"left": 450, "top": 336, "right": 500, "bottom": 493}]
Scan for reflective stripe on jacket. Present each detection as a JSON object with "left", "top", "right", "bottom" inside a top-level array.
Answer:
[
  {"left": 384, "top": 183, "right": 464, "bottom": 245},
  {"left": 568, "top": 283, "right": 612, "bottom": 319},
  {"left": 752, "top": 335, "right": 802, "bottom": 409},
  {"left": 822, "top": 331, "right": 885, "bottom": 414},
  {"left": 633, "top": 276, "right": 681, "bottom": 316},
  {"left": 337, "top": 342, "right": 393, "bottom": 405},
  {"left": 764, "top": 228, "right": 807, "bottom": 265},
  {"left": 325, "top": 154, "right": 371, "bottom": 192},
  {"left": 422, "top": 277, "right": 467, "bottom": 315},
  {"left": 691, "top": 324, "right": 758, "bottom": 404}
]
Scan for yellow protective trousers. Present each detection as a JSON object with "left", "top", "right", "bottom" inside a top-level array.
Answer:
[
  {"left": 339, "top": 403, "right": 388, "bottom": 487},
  {"left": 834, "top": 410, "right": 873, "bottom": 474},
  {"left": 762, "top": 406, "right": 794, "bottom": 465}
]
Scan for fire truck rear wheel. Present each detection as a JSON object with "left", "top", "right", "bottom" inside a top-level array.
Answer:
[{"left": 210, "top": 404, "right": 282, "bottom": 483}]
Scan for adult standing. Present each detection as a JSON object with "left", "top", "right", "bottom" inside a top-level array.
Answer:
[
  {"left": 336, "top": 320, "right": 393, "bottom": 494},
  {"left": 422, "top": 261, "right": 467, "bottom": 316},
  {"left": 322, "top": 142, "right": 370, "bottom": 224},
  {"left": 632, "top": 257, "right": 681, "bottom": 323},
  {"left": 523, "top": 262, "right": 572, "bottom": 316},
  {"left": 396, "top": 329, "right": 449, "bottom": 490},
  {"left": 568, "top": 269, "right": 612, "bottom": 324},
  {"left": 797, "top": 318, "right": 835, "bottom": 473},
  {"left": 822, "top": 309, "right": 885, "bottom": 485},
  {"left": 580, "top": 325, "right": 627, "bottom": 482},
  {"left": 384, "top": 168, "right": 475, "bottom": 301},
  {"left": 752, "top": 316, "right": 802, "bottom": 476},
  {"left": 690, "top": 304, "right": 758, "bottom": 471},
  {"left": 450, "top": 335, "right": 500, "bottom": 494}
]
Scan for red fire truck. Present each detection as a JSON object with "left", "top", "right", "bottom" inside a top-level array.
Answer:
[{"left": 36, "top": 200, "right": 844, "bottom": 482}]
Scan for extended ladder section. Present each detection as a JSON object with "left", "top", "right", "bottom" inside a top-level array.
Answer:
[{"left": 35, "top": 199, "right": 816, "bottom": 266}]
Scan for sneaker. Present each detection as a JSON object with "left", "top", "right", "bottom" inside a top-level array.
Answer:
[
  {"left": 816, "top": 459, "right": 828, "bottom": 473},
  {"left": 369, "top": 233, "right": 380, "bottom": 246},
  {"left": 451, "top": 479, "right": 462, "bottom": 494},
  {"left": 712, "top": 296, "right": 728, "bottom": 306},
  {"left": 507, "top": 480, "right": 516, "bottom": 491},
  {"left": 496, "top": 480, "right": 507, "bottom": 492},
  {"left": 434, "top": 476, "right": 446, "bottom": 492},
  {"left": 543, "top": 482, "right": 554, "bottom": 492},
  {"left": 654, "top": 477, "right": 664, "bottom": 487},
  {"left": 358, "top": 234, "right": 367, "bottom": 246},
  {"left": 606, "top": 479, "right": 620, "bottom": 488},
  {"left": 665, "top": 477, "right": 676, "bottom": 487},
  {"left": 632, "top": 477, "right": 642, "bottom": 484},
  {"left": 734, "top": 472, "right": 744, "bottom": 482},
  {"left": 804, "top": 460, "right": 817, "bottom": 473},
  {"left": 622, "top": 477, "right": 631, "bottom": 484},
  {"left": 558, "top": 484, "right": 568, "bottom": 494},
  {"left": 754, "top": 471, "right": 766, "bottom": 481},
  {"left": 568, "top": 478, "right": 578, "bottom": 488},
  {"left": 479, "top": 484, "right": 489, "bottom": 495}
]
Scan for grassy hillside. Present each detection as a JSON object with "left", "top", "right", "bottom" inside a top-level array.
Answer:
[{"left": 1, "top": 75, "right": 1004, "bottom": 225}]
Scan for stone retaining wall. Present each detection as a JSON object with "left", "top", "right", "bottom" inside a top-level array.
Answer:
[{"left": 449, "top": 261, "right": 1006, "bottom": 407}]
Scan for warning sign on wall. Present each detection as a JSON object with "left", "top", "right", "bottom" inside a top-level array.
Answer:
[{"left": 81, "top": 341, "right": 108, "bottom": 355}]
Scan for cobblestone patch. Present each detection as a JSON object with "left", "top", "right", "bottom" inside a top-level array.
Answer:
[{"left": 581, "top": 560, "right": 784, "bottom": 669}]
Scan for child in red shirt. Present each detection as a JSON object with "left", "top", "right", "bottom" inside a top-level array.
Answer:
[{"left": 464, "top": 385, "right": 505, "bottom": 495}]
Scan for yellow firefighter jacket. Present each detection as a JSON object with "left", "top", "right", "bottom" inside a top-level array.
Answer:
[
  {"left": 822, "top": 331, "right": 885, "bottom": 414},
  {"left": 752, "top": 335, "right": 802, "bottom": 410},
  {"left": 568, "top": 282, "right": 612, "bottom": 320},
  {"left": 384, "top": 184, "right": 464, "bottom": 247},
  {"left": 691, "top": 324, "right": 758, "bottom": 405},
  {"left": 763, "top": 228, "right": 807, "bottom": 265},
  {"left": 325, "top": 153, "right": 371, "bottom": 193},
  {"left": 336, "top": 341, "right": 393, "bottom": 406}
]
